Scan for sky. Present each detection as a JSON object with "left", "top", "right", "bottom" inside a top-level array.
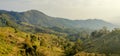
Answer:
[{"left": 0, "top": 0, "right": 120, "bottom": 24}]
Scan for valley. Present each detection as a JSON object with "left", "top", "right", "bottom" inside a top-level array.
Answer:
[{"left": 0, "top": 10, "right": 120, "bottom": 56}]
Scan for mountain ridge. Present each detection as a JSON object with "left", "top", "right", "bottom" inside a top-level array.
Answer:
[{"left": 0, "top": 10, "right": 117, "bottom": 31}]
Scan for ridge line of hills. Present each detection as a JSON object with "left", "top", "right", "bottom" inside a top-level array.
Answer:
[
  {"left": 0, "top": 9, "right": 118, "bottom": 36},
  {"left": 0, "top": 9, "right": 120, "bottom": 56},
  {"left": 0, "top": 10, "right": 117, "bottom": 29}
]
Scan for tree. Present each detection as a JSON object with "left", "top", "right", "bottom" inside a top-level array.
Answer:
[
  {"left": 65, "top": 39, "right": 83, "bottom": 56},
  {"left": 91, "top": 27, "right": 109, "bottom": 38},
  {"left": 73, "top": 39, "right": 83, "bottom": 53}
]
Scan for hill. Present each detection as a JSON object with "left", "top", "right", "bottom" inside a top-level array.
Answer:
[
  {"left": 83, "top": 28, "right": 120, "bottom": 56},
  {"left": 0, "top": 10, "right": 117, "bottom": 31},
  {"left": 0, "top": 10, "right": 120, "bottom": 56}
]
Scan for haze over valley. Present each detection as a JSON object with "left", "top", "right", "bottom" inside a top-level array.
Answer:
[{"left": 0, "top": 0, "right": 120, "bottom": 56}]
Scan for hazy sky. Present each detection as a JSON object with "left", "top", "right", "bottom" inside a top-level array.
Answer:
[{"left": 0, "top": 0, "right": 120, "bottom": 24}]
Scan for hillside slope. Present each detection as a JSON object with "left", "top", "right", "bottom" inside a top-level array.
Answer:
[{"left": 0, "top": 10, "right": 117, "bottom": 30}]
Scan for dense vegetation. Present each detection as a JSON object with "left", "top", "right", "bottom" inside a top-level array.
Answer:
[
  {"left": 0, "top": 10, "right": 120, "bottom": 56},
  {"left": 0, "top": 27, "right": 120, "bottom": 56}
]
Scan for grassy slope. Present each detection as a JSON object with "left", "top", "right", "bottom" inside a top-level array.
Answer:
[{"left": 0, "top": 27, "right": 65, "bottom": 56}]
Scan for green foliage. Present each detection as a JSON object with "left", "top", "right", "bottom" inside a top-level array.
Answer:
[
  {"left": 0, "top": 9, "right": 119, "bottom": 56},
  {"left": 64, "top": 39, "right": 83, "bottom": 56},
  {"left": 0, "top": 26, "right": 120, "bottom": 56},
  {"left": 91, "top": 27, "right": 109, "bottom": 38},
  {"left": 83, "top": 28, "right": 120, "bottom": 56}
]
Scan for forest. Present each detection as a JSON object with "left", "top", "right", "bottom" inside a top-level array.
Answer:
[
  {"left": 1, "top": 27, "right": 120, "bottom": 56},
  {"left": 0, "top": 10, "right": 120, "bottom": 56}
]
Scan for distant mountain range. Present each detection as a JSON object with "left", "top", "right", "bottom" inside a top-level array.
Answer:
[
  {"left": 0, "top": 10, "right": 120, "bottom": 56},
  {"left": 0, "top": 10, "right": 117, "bottom": 33}
]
